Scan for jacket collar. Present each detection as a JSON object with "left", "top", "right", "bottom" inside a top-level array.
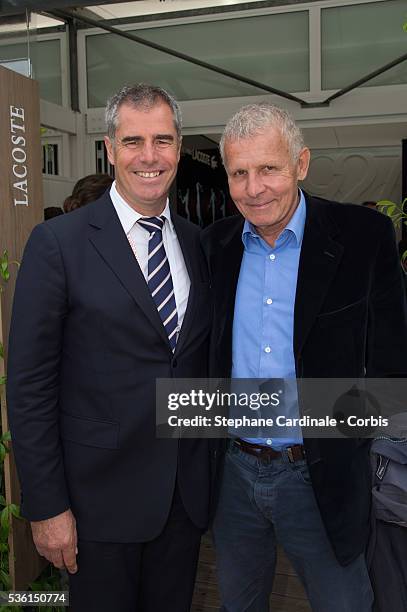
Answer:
[
  {"left": 87, "top": 192, "right": 197, "bottom": 354},
  {"left": 214, "top": 193, "right": 343, "bottom": 358}
]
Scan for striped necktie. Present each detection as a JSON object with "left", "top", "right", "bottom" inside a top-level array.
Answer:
[{"left": 137, "top": 216, "right": 178, "bottom": 351}]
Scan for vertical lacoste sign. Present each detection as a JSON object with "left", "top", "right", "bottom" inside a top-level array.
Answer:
[
  {"left": 0, "top": 64, "right": 44, "bottom": 590},
  {"left": 10, "top": 105, "right": 29, "bottom": 206}
]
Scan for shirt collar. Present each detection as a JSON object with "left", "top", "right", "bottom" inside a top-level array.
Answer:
[
  {"left": 242, "top": 189, "right": 306, "bottom": 248},
  {"left": 110, "top": 181, "right": 173, "bottom": 235}
]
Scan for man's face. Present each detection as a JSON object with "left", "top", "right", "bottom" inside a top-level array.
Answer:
[
  {"left": 224, "top": 127, "right": 310, "bottom": 245},
  {"left": 105, "top": 102, "right": 181, "bottom": 215}
]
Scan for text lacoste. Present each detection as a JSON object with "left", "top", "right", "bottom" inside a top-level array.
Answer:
[{"left": 10, "top": 105, "right": 29, "bottom": 206}]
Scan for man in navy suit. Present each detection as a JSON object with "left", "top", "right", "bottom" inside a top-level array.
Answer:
[
  {"left": 201, "top": 102, "right": 407, "bottom": 611},
  {"left": 7, "top": 84, "right": 213, "bottom": 611}
]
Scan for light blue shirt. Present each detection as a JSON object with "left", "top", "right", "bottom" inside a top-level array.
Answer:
[{"left": 231, "top": 191, "right": 306, "bottom": 449}]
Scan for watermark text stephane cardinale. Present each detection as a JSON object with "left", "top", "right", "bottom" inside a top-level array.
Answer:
[{"left": 156, "top": 378, "right": 407, "bottom": 439}]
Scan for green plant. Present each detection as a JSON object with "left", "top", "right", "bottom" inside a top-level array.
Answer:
[
  {"left": 0, "top": 434, "right": 22, "bottom": 612},
  {"left": 0, "top": 252, "right": 21, "bottom": 608},
  {"left": 30, "top": 565, "right": 65, "bottom": 612},
  {"left": 0, "top": 251, "right": 19, "bottom": 292},
  {"left": 1, "top": 252, "right": 64, "bottom": 610},
  {"left": 376, "top": 198, "right": 407, "bottom": 265}
]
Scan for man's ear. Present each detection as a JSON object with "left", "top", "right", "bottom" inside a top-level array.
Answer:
[
  {"left": 104, "top": 136, "right": 115, "bottom": 166},
  {"left": 297, "top": 147, "right": 311, "bottom": 181}
]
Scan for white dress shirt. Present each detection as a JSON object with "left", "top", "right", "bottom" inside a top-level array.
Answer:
[{"left": 109, "top": 181, "right": 190, "bottom": 330}]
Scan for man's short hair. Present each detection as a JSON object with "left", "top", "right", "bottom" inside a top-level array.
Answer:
[
  {"left": 105, "top": 83, "right": 182, "bottom": 140},
  {"left": 220, "top": 102, "right": 305, "bottom": 165}
]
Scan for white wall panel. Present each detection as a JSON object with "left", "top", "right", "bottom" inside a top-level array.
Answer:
[{"left": 302, "top": 146, "right": 401, "bottom": 203}]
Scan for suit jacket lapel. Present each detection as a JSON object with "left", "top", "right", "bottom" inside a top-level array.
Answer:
[
  {"left": 217, "top": 217, "right": 245, "bottom": 343},
  {"left": 87, "top": 193, "right": 170, "bottom": 347},
  {"left": 294, "top": 195, "right": 344, "bottom": 358}
]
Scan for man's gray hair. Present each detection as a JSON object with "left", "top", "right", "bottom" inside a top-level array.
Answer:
[
  {"left": 220, "top": 102, "right": 305, "bottom": 165},
  {"left": 105, "top": 83, "right": 182, "bottom": 140}
]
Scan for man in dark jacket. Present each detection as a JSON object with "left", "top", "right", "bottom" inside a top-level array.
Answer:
[
  {"left": 201, "top": 102, "right": 407, "bottom": 611},
  {"left": 7, "top": 84, "right": 214, "bottom": 612}
]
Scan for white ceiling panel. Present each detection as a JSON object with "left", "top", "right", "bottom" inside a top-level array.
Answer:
[{"left": 88, "top": 0, "right": 265, "bottom": 20}]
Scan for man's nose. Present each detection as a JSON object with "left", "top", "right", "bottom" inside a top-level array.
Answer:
[
  {"left": 139, "top": 141, "right": 158, "bottom": 164},
  {"left": 246, "top": 174, "right": 265, "bottom": 199}
]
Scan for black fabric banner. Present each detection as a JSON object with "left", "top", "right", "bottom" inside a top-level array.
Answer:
[{"left": 177, "top": 139, "right": 235, "bottom": 228}]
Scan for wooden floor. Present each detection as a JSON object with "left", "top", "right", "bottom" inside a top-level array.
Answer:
[{"left": 191, "top": 535, "right": 311, "bottom": 612}]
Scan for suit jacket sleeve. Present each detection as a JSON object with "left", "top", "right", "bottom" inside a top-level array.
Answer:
[
  {"left": 367, "top": 215, "right": 407, "bottom": 377},
  {"left": 7, "top": 223, "right": 70, "bottom": 521}
]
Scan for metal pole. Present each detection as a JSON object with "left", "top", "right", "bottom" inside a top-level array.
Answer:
[
  {"left": 67, "top": 16, "right": 79, "bottom": 112},
  {"left": 48, "top": 7, "right": 307, "bottom": 107},
  {"left": 322, "top": 53, "right": 407, "bottom": 105},
  {"left": 46, "top": 6, "right": 407, "bottom": 110}
]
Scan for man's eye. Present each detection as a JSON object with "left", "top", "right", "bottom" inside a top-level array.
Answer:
[
  {"left": 264, "top": 166, "right": 275, "bottom": 172},
  {"left": 233, "top": 170, "right": 246, "bottom": 177},
  {"left": 156, "top": 139, "right": 173, "bottom": 147},
  {"left": 123, "top": 140, "right": 141, "bottom": 149}
]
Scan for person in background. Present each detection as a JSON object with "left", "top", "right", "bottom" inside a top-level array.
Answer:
[
  {"left": 63, "top": 173, "right": 113, "bottom": 213},
  {"left": 44, "top": 206, "right": 64, "bottom": 220},
  {"left": 361, "top": 200, "right": 377, "bottom": 210}
]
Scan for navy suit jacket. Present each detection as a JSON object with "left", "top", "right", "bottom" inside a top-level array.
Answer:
[{"left": 7, "top": 192, "right": 214, "bottom": 542}]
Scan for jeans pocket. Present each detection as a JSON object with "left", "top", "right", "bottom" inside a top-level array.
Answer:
[{"left": 292, "top": 460, "right": 312, "bottom": 485}]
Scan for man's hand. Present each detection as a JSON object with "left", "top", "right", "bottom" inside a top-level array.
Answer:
[{"left": 30, "top": 509, "right": 78, "bottom": 573}]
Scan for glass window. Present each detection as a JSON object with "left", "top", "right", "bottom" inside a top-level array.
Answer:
[
  {"left": 321, "top": 0, "right": 407, "bottom": 89},
  {"left": 0, "top": 39, "right": 62, "bottom": 104},
  {"left": 42, "top": 144, "right": 59, "bottom": 175},
  {"left": 95, "top": 140, "right": 115, "bottom": 176},
  {"left": 86, "top": 11, "right": 309, "bottom": 107}
]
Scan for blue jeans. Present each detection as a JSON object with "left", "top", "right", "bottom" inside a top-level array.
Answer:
[{"left": 213, "top": 442, "right": 373, "bottom": 612}]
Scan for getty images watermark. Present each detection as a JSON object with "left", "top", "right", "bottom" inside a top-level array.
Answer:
[{"left": 155, "top": 378, "right": 407, "bottom": 439}]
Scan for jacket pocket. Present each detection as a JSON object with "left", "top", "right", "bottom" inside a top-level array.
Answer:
[
  {"left": 316, "top": 297, "right": 367, "bottom": 327},
  {"left": 60, "top": 412, "right": 119, "bottom": 449}
]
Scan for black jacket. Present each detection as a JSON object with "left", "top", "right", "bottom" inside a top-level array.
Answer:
[
  {"left": 201, "top": 193, "right": 407, "bottom": 565},
  {"left": 7, "top": 192, "right": 215, "bottom": 541}
]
